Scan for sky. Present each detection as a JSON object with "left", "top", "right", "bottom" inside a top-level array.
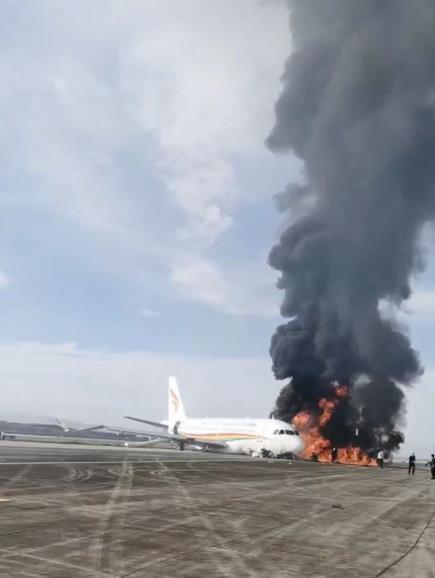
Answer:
[{"left": 0, "top": 0, "right": 434, "bottom": 457}]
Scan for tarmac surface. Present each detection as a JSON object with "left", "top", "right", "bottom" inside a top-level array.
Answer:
[{"left": 0, "top": 442, "right": 433, "bottom": 578}]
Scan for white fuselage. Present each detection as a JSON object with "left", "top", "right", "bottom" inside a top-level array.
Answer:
[{"left": 172, "top": 417, "right": 304, "bottom": 457}]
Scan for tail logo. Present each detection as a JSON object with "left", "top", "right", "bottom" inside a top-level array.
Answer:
[{"left": 170, "top": 389, "right": 179, "bottom": 413}]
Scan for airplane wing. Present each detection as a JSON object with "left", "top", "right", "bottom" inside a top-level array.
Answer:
[
  {"left": 57, "top": 418, "right": 166, "bottom": 441},
  {"left": 56, "top": 419, "right": 106, "bottom": 434},
  {"left": 124, "top": 416, "right": 169, "bottom": 430},
  {"left": 100, "top": 425, "right": 154, "bottom": 438},
  {"left": 56, "top": 420, "right": 162, "bottom": 444}
]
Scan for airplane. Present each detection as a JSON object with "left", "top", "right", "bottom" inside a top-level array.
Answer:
[
  {"left": 0, "top": 417, "right": 155, "bottom": 446},
  {"left": 125, "top": 376, "right": 304, "bottom": 458},
  {"left": 55, "top": 418, "right": 106, "bottom": 435}
]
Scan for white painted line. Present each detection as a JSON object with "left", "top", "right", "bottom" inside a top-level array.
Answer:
[{"left": 0, "top": 459, "right": 256, "bottom": 466}]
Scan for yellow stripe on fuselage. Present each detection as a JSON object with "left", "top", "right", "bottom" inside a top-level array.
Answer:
[{"left": 182, "top": 432, "right": 262, "bottom": 442}]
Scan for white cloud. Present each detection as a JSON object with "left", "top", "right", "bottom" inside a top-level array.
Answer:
[
  {"left": 406, "top": 290, "right": 435, "bottom": 317},
  {"left": 0, "top": 341, "right": 432, "bottom": 456},
  {"left": 378, "top": 289, "right": 435, "bottom": 324},
  {"left": 0, "top": 0, "right": 291, "bottom": 316},
  {"left": 0, "top": 341, "right": 281, "bottom": 425},
  {"left": 400, "top": 368, "right": 435, "bottom": 458},
  {"left": 171, "top": 255, "right": 279, "bottom": 317},
  {"left": 0, "top": 270, "right": 10, "bottom": 289},
  {"left": 120, "top": 1, "right": 291, "bottom": 245},
  {"left": 171, "top": 257, "right": 235, "bottom": 312}
]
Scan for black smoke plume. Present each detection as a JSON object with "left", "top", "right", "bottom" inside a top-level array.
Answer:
[{"left": 267, "top": 0, "right": 435, "bottom": 455}]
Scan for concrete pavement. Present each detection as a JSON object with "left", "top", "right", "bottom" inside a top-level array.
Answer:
[{"left": 0, "top": 442, "right": 433, "bottom": 577}]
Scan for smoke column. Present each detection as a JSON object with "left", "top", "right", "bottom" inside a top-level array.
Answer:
[{"left": 267, "top": 0, "right": 435, "bottom": 455}]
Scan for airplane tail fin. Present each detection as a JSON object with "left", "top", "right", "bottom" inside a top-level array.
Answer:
[
  {"left": 56, "top": 418, "right": 69, "bottom": 432},
  {"left": 168, "top": 376, "right": 186, "bottom": 431}
]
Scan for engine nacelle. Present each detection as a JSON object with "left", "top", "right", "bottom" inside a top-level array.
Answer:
[{"left": 169, "top": 420, "right": 181, "bottom": 436}]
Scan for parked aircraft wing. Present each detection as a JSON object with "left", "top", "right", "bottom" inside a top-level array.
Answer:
[
  {"left": 124, "top": 416, "right": 169, "bottom": 430},
  {"left": 56, "top": 419, "right": 106, "bottom": 434}
]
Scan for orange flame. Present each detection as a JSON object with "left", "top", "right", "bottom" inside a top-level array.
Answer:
[
  {"left": 335, "top": 384, "right": 349, "bottom": 398},
  {"left": 293, "top": 385, "right": 375, "bottom": 466}
]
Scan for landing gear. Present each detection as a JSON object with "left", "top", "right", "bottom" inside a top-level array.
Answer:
[
  {"left": 261, "top": 449, "right": 273, "bottom": 458},
  {"left": 179, "top": 441, "right": 185, "bottom": 451}
]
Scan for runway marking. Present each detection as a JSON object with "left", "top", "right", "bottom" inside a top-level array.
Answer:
[
  {"left": 0, "top": 459, "right": 255, "bottom": 466},
  {"left": 121, "top": 513, "right": 328, "bottom": 577},
  {"left": 0, "top": 497, "right": 11, "bottom": 502},
  {"left": 0, "top": 531, "right": 113, "bottom": 568},
  {"left": 148, "top": 458, "right": 236, "bottom": 578},
  {"left": 3, "top": 551, "right": 112, "bottom": 578},
  {"left": 90, "top": 467, "right": 122, "bottom": 570},
  {"left": 160, "top": 458, "right": 258, "bottom": 578},
  {"left": 1, "top": 464, "right": 31, "bottom": 488},
  {"left": 89, "top": 458, "right": 133, "bottom": 573}
]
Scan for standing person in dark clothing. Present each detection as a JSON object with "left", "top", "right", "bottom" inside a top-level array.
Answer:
[
  {"left": 331, "top": 447, "right": 338, "bottom": 463},
  {"left": 430, "top": 454, "right": 435, "bottom": 479},
  {"left": 377, "top": 450, "right": 384, "bottom": 468},
  {"left": 408, "top": 453, "right": 416, "bottom": 475}
]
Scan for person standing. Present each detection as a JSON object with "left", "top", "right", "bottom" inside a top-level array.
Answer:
[
  {"left": 377, "top": 449, "right": 384, "bottom": 468},
  {"left": 431, "top": 454, "right": 435, "bottom": 479},
  {"left": 408, "top": 452, "right": 416, "bottom": 475},
  {"left": 331, "top": 447, "right": 338, "bottom": 463}
]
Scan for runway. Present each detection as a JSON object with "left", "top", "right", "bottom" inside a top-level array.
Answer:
[{"left": 0, "top": 442, "right": 433, "bottom": 577}]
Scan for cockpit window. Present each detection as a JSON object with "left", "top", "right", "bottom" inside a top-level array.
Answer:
[
  {"left": 285, "top": 430, "right": 294, "bottom": 435},
  {"left": 279, "top": 429, "right": 285, "bottom": 435}
]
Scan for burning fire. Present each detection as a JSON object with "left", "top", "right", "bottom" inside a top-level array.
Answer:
[{"left": 293, "top": 385, "right": 375, "bottom": 465}]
